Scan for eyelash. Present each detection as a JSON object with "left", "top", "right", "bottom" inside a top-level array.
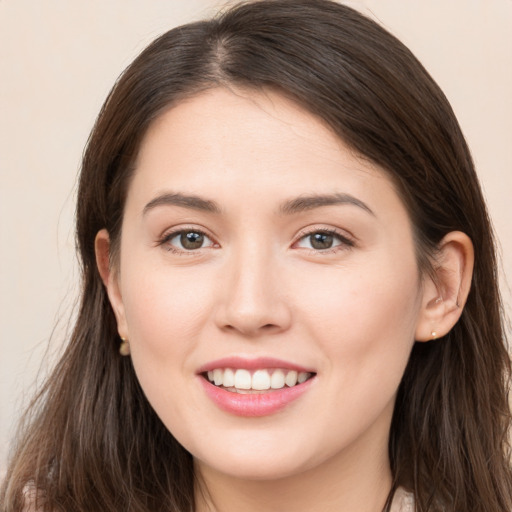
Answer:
[
  {"left": 158, "top": 227, "right": 355, "bottom": 255},
  {"left": 294, "top": 227, "right": 355, "bottom": 254},
  {"left": 158, "top": 227, "right": 216, "bottom": 255}
]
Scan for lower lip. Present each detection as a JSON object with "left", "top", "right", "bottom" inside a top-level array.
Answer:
[{"left": 199, "top": 376, "right": 315, "bottom": 417}]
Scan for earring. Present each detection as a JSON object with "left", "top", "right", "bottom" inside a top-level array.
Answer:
[
  {"left": 431, "top": 331, "right": 437, "bottom": 340},
  {"left": 119, "top": 336, "right": 130, "bottom": 356}
]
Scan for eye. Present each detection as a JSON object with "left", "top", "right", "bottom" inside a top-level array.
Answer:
[
  {"left": 163, "top": 230, "right": 216, "bottom": 252},
  {"left": 295, "top": 230, "right": 353, "bottom": 251}
]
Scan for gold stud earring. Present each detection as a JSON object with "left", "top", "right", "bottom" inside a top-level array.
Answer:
[{"left": 119, "top": 336, "right": 130, "bottom": 356}]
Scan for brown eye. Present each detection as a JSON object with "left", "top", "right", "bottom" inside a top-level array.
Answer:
[
  {"left": 296, "top": 230, "right": 353, "bottom": 252},
  {"left": 310, "top": 233, "right": 334, "bottom": 250},
  {"left": 165, "top": 230, "right": 214, "bottom": 251},
  {"left": 180, "top": 232, "right": 204, "bottom": 250}
]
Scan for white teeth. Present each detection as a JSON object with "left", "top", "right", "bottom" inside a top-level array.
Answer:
[
  {"left": 285, "top": 370, "right": 298, "bottom": 387},
  {"left": 298, "top": 372, "right": 308, "bottom": 384},
  {"left": 270, "top": 369, "right": 285, "bottom": 389},
  {"left": 252, "top": 370, "right": 271, "bottom": 390},
  {"left": 223, "top": 368, "right": 235, "bottom": 387},
  {"left": 206, "top": 368, "right": 312, "bottom": 390},
  {"left": 234, "top": 369, "right": 252, "bottom": 389},
  {"left": 213, "top": 368, "right": 223, "bottom": 386}
]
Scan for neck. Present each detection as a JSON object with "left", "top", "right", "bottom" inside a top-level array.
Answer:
[{"left": 194, "top": 427, "right": 393, "bottom": 512}]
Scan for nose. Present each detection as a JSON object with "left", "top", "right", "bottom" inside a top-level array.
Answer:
[{"left": 214, "top": 243, "right": 292, "bottom": 337}]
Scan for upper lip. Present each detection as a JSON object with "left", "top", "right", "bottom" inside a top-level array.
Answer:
[{"left": 197, "top": 356, "right": 314, "bottom": 374}]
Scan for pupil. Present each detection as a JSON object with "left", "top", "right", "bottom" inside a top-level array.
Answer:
[
  {"left": 311, "top": 233, "right": 333, "bottom": 250},
  {"left": 181, "top": 232, "right": 204, "bottom": 249}
]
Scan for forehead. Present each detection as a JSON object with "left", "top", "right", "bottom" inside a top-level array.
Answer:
[
  {"left": 128, "top": 86, "right": 404, "bottom": 220},
  {"left": 136, "top": 86, "right": 349, "bottom": 172}
]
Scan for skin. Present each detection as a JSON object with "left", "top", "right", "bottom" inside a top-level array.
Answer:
[{"left": 96, "top": 87, "right": 473, "bottom": 512}]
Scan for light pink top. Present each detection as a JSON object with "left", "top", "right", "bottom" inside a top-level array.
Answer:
[{"left": 391, "top": 487, "right": 415, "bottom": 511}]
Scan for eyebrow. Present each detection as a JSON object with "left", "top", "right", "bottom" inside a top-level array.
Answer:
[
  {"left": 142, "top": 191, "right": 374, "bottom": 217},
  {"left": 143, "top": 192, "right": 222, "bottom": 215},
  {"left": 279, "top": 193, "right": 375, "bottom": 216}
]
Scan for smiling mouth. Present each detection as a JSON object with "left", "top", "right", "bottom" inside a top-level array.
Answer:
[{"left": 204, "top": 368, "right": 315, "bottom": 394}]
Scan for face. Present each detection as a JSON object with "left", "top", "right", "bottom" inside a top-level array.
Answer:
[{"left": 105, "top": 87, "right": 429, "bottom": 482}]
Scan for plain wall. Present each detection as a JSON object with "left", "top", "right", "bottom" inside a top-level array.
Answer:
[{"left": 1, "top": 0, "right": 511, "bottom": 473}]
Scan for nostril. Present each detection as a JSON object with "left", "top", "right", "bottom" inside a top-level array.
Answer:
[{"left": 221, "top": 321, "right": 281, "bottom": 336}]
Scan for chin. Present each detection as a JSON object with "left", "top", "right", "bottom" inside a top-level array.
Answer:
[
  {"left": 190, "top": 436, "right": 321, "bottom": 482},
  {"left": 200, "top": 456, "right": 312, "bottom": 482}
]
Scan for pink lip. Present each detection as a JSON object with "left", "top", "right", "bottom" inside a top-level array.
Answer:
[
  {"left": 197, "top": 356, "right": 313, "bottom": 374},
  {"left": 199, "top": 376, "right": 315, "bottom": 417},
  {"left": 197, "top": 357, "right": 316, "bottom": 417}
]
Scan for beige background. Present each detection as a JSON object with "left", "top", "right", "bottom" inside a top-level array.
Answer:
[{"left": 1, "top": 0, "right": 511, "bottom": 472}]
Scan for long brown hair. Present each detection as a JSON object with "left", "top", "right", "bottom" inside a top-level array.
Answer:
[{"left": 2, "top": 1, "right": 511, "bottom": 510}]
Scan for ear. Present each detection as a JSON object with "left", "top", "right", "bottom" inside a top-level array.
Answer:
[
  {"left": 415, "top": 231, "right": 474, "bottom": 342},
  {"left": 95, "top": 229, "right": 129, "bottom": 340}
]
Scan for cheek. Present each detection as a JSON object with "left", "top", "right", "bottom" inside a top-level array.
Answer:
[
  {"left": 294, "top": 254, "right": 421, "bottom": 374},
  {"left": 117, "top": 265, "right": 217, "bottom": 426},
  {"left": 289, "top": 256, "right": 421, "bottom": 444},
  {"left": 120, "top": 262, "right": 214, "bottom": 350}
]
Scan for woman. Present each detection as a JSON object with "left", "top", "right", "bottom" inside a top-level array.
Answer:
[{"left": 2, "top": 0, "right": 511, "bottom": 510}]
